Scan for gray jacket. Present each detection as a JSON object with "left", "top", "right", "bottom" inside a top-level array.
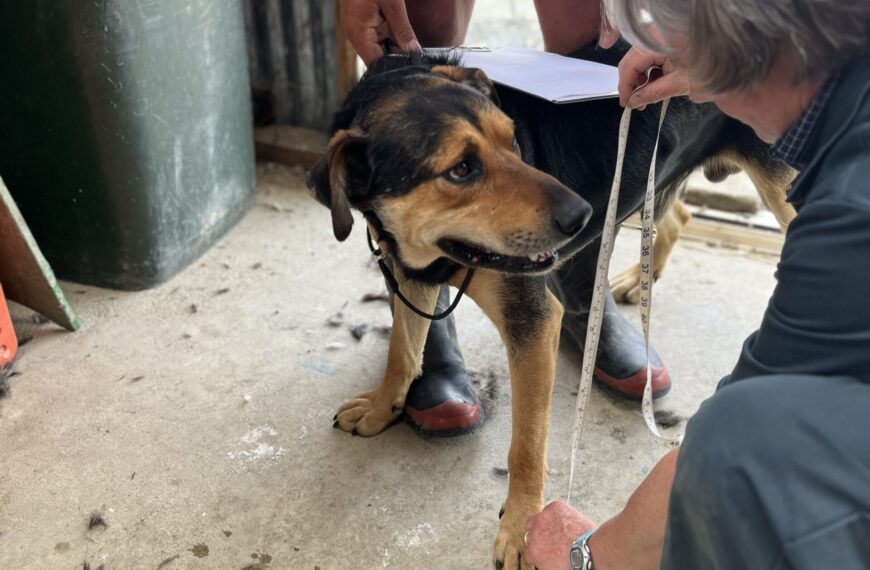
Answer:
[{"left": 723, "top": 59, "right": 870, "bottom": 387}]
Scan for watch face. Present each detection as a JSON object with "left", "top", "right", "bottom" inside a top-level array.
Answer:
[
  {"left": 570, "top": 548, "right": 585, "bottom": 569},
  {"left": 570, "top": 542, "right": 593, "bottom": 570}
]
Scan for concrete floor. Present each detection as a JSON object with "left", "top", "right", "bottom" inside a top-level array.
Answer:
[{"left": 0, "top": 164, "right": 779, "bottom": 570}]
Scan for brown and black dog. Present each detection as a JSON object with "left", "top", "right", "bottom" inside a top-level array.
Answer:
[{"left": 308, "top": 44, "right": 792, "bottom": 569}]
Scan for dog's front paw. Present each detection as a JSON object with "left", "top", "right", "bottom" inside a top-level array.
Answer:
[
  {"left": 333, "top": 390, "right": 402, "bottom": 436},
  {"left": 492, "top": 499, "right": 542, "bottom": 570},
  {"left": 610, "top": 263, "right": 642, "bottom": 304}
]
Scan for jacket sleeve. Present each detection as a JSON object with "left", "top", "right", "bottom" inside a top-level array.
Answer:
[{"left": 720, "top": 198, "right": 870, "bottom": 389}]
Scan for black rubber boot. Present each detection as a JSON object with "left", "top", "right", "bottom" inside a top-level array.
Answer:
[
  {"left": 551, "top": 243, "right": 671, "bottom": 400},
  {"left": 402, "top": 286, "right": 484, "bottom": 437}
]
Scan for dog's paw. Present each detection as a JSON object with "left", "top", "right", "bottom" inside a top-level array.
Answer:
[
  {"left": 491, "top": 500, "right": 541, "bottom": 570},
  {"left": 333, "top": 390, "right": 402, "bottom": 436},
  {"left": 610, "top": 263, "right": 642, "bottom": 304}
]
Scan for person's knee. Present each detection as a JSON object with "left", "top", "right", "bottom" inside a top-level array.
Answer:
[
  {"left": 667, "top": 374, "right": 869, "bottom": 566},
  {"left": 675, "top": 376, "right": 814, "bottom": 499}
]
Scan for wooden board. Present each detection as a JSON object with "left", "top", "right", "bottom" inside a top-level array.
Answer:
[
  {"left": 623, "top": 210, "right": 785, "bottom": 255},
  {"left": 0, "top": 178, "right": 79, "bottom": 331},
  {"left": 681, "top": 216, "right": 784, "bottom": 254},
  {"left": 255, "top": 126, "right": 328, "bottom": 169}
]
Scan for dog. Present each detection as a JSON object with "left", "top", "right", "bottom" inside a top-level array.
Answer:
[
  {"left": 610, "top": 161, "right": 796, "bottom": 304},
  {"left": 307, "top": 44, "right": 792, "bottom": 569}
]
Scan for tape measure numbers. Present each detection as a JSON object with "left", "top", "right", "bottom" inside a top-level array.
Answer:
[{"left": 566, "top": 98, "right": 682, "bottom": 504}]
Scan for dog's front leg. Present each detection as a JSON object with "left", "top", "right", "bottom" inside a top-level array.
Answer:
[
  {"left": 461, "top": 273, "right": 562, "bottom": 570},
  {"left": 334, "top": 267, "right": 439, "bottom": 437},
  {"left": 497, "top": 284, "right": 562, "bottom": 570}
]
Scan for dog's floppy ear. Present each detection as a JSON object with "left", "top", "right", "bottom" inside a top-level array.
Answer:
[
  {"left": 431, "top": 65, "right": 501, "bottom": 107},
  {"left": 307, "top": 129, "right": 369, "bottom": 242}
]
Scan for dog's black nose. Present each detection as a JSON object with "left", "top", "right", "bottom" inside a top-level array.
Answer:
[{"left": 551, "top": 191, "right": 592, "bottom": 236}]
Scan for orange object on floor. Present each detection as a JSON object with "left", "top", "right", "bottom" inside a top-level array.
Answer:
[{"left": 0, "top": 284, "right": 18, "bottom": 366}]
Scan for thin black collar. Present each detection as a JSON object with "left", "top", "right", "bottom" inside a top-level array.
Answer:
[{"left": 366, "top": 228, "right": 474, "bottom": 321}]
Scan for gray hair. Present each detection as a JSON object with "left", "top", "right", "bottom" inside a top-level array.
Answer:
[{"left": 604, "top": 0, "right": 870, "bottom": 93}]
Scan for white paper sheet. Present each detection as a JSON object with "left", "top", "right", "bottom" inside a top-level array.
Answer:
[{"left": 442, "top": 46, "right": 619, "bottom": 104}]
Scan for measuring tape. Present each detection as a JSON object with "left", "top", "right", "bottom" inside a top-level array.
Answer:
[{"left": 566, "top": 97, "right": 683, "bottom": 504}]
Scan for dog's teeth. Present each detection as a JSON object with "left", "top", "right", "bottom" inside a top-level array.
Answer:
[
  {"left": 472, "top": 256, "right": 480, "bottom": 263},
  {"left": 528, "top": 254, "right": 538, "bottom": 261}
]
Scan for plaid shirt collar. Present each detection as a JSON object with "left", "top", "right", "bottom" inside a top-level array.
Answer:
[{"left": 770, "top": 76, "right": 838, "bottom": 171}]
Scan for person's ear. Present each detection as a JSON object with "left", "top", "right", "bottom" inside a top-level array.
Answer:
[
  {"left": 431, "top": 65, "right": 501, "bottom": 107},
  {"left": 306, "top": 129, "right": 369, "bottom": 241}
]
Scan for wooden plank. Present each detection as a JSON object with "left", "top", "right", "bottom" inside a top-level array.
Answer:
[
  {"left": 623, "top": 211, "right": 785, "bottom": 255},
  {"left": 0, "top": 178, "right": 79, "bottom": 331},
  {"left": 255, "top": 125, "right": 328, "bottom": 169},
  {"left": 681, "top": 217, "right": 784, "bottom": 254},
  {"left": 684, "top": 203, "right": 781, "bottom": 232}
]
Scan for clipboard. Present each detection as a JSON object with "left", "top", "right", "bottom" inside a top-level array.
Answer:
[{"left": 429, "top": 46, "right": 619, "bottom": 104}]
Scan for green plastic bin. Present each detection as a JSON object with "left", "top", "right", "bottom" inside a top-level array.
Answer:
[{"left": 0, "top": 0, "right": 255, "bottom": 290}]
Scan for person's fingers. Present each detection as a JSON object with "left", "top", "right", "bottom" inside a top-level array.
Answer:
[
  {"left": 525, "top": 513, "right": 539, "bottom": 532},
  {"left": 626, "top": 71, "right": 690, "bottom": 109},
  {"left": 379, "top": 0, "right": 422, "bottom": 53},
  {"left": 375, "top": 21, "right": 391, "bottom": 44},
  {"left": 617, "top": 47, "right": 668, "bottom": 106},
  {"left": 525, "top": 507, "right": 549, "bottom": 532},
  {"left": 524, "top": 513, "right": 546, "bottom": 564},
  {"left": 340, "top": 0, "right": 387, "bottom": 66},
  {"left": 354, "top": 28, "right": 388, "bottom": 66}
]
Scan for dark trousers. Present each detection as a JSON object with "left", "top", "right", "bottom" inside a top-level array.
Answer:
[{"left": 661, "top": 374, "right": 870, "bottom": 569}]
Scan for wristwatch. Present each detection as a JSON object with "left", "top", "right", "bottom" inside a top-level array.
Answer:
[{"left": 569, "top": 528, "right": 596, "bottom": 570}]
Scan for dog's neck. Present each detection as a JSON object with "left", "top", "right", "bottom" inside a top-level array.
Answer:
[{"left": 363, "top": 211, "right": 464, "bottom": 286}]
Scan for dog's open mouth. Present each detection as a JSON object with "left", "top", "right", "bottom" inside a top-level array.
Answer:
[{"left": 437, "top": 238, "right": 558, "bottom": 273}]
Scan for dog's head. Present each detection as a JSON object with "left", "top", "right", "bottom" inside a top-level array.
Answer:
[{"left": 307, "top": 52, "right": 592, "bottom": 275}]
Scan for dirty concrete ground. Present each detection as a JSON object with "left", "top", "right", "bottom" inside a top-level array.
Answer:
[{"left": 0, "top": 164, "right": 779, "bottom": 569}]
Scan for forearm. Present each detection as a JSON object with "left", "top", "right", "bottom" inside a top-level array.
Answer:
[{"left": 588, "top": 448, "right": 678, "bottom": 570}]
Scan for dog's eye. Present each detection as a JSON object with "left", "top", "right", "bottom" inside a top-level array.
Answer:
[{"left": 447, "top": 160, "right": 476, "bottom": 182}]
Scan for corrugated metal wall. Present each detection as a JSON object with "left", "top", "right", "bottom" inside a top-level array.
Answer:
[{"left": 243, "top": 0, "right": 348, "bottom": 130}]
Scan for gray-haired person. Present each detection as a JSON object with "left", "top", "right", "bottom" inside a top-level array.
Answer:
[{"left": 525, "top": 1, "right": 870, "bottom": 569}]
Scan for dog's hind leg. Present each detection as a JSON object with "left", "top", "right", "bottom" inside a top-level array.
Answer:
[
  {"left": 611, "top": 197, "right": 691, "bottom": 304},
  {"left": 610, "top": 147, "right": 795, "bottom": 306},
  {"left": 739, "top": 157, "right": 796, "bottom": 230},
  {"left": 458, "top": 271, "right": 562, "bottom": 570},
  {"left": 699, "top": 151, "right": 796, "bottom": 230},
  {"left": 334, "top": 265, "right": 439, "bottom": 436}
]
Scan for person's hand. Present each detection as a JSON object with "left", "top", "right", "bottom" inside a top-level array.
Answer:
[
  {"left": 339, "top": 0, "right": 423, "bottom": 66},
  {"left": 618, "top": 46, "right": 689, "bottom": 109},
  {"left": 525, "top": 501, "right": 597, "bottom": 570}
]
